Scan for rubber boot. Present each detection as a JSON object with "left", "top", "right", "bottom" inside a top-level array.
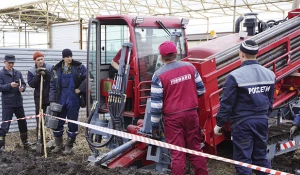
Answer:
[
  {"left": 63, "top": 137, "right": 76, "bottom": 154},
  {"left": 51, "top": 136, "right": 63, "bottom": 153},
  {"left": 30, "top": 127, "right": 39, "bottom": 151},
  {"left": 0, "top": 136, "right": 5, "bottom": 152},
  {"left": 20, "top": 132, "right": 32, "bottom": 149}
]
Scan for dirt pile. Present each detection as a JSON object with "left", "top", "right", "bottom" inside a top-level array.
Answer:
[
  {"left": 268, "top": 122, "right": 300, "bottom": 144},
  {"left": 1, "top": 124, "right": 300, "bottom": 174}
]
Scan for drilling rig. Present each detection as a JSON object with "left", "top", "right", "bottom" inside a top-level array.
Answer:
[{"left": 85, "top": 8, "right": 300, "bottom": 172}]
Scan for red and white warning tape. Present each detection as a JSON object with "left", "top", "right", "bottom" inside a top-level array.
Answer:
[
  {"left": 280, "top": 141, "right": 296, "bottom": 150},
  {"left": 42, "top": 114, "right": 293, "bottom": 175},
  {"left": 0, "top": 114, "right": 41, "bottom": 124},
  {"left": 1, "top": 113, "right": 293, "bottom": 175}
]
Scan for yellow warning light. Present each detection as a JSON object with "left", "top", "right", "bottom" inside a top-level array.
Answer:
[
  {"left": 289, "top": 87, "right": 294, "bottom": 90},
  {"left": 210, "top": 30, "right": 217, "bottom": 38},
  {"left": 276, "top": 90, "right": 279, "bottom": 94}
]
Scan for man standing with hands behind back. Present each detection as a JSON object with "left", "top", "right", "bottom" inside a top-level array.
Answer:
[{"left": 0, "top": 54, "right": 31, "bottom": 152}]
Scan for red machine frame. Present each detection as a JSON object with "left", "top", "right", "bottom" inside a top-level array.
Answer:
[
  {"left": 183, "top": 21, "right": 300, "bottom": 154},
  {"left": 86, "top": 8, "right": 300, "bottom": 168}
]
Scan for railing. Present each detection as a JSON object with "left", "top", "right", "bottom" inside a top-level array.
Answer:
[{"left": 137, "top": 81, "right": 152, "bottom": 115}]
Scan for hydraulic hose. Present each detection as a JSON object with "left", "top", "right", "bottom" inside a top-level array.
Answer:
[{"left": 85, "top": 107, "right": 114, "bottom": 148}]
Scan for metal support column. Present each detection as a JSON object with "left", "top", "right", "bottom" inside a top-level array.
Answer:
[
  {"left": 2, "top": 31, "right": 4, "bottom": 47},
  {"left": 25, "top": 23, "right": 27, "bottom": 48},
  {"left": 28, "top": 32, "right": 30, "bottom": 48},
  {"left": 169, "top": 0, "right": 172, "bottom": 16},
  {"left": 120, "top": 0, "right": 122, "bottom": 14},
  {"left": 19, "top": 10, "right": 21, "bottom": 48},
  {"left": 46, "top": 1, "right": 50, "bottom": 48},
  {"left": 233, "top": 0, "right": 237, "bottom": 32},
  {"left": 292, "top": 0, "right": 300, "bottom": 9},
  {"left": 206, "top": 19, "right": 209, "bottom": 41},
  {"left": 78, "top": 0, "right": 82, "bottom": 50},
  {"left": 80, "top": 19, "right": 83, "bottom": 50}
]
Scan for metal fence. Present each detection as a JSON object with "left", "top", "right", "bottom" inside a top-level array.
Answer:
[{"left": 0, "top": 47, "right": 87, "bottom": 132}]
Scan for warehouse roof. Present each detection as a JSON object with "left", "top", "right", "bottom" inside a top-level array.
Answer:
[{"left": 0, "top": 0, "right": 296, "bottom": 32}]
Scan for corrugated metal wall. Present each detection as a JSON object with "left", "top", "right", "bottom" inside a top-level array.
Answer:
[{"left": 0, "top": 47, "right": 87, "bottom": 132}]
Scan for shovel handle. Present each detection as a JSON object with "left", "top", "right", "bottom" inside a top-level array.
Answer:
[{"left": 37, "top": 75, "right": 47, "bottom": 158}]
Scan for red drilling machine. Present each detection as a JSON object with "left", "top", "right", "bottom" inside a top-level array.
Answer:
[{"left": 85, "top": 8, "right": 300, "bottom": 172}]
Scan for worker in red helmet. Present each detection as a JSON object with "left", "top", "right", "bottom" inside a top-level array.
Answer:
[
  {"left": 214, "top": 40, "right": 275, "bottom": 175},
  {"left": 151, "top": 41, "right": 208, "bottom": 175}
]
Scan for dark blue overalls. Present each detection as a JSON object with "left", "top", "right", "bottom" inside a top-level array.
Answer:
[
  {"left": 53, "top": 71, "right": 80, "bottom": 138},
  {"left": 216, "top": 60, "right": 275, "bottom": 175}
]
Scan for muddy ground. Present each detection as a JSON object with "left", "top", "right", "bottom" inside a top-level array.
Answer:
[{"left": 0, "top": 120, "right": 299, "bottom": 175}]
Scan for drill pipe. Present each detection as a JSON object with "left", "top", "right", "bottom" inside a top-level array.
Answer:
[
  {"left": 291, "top": 35, "right": 300, "bottom": 44},
  {"left": 291, "top": 50, "right": 300, "bottom": 62},
  {"left": 272, "top": 50, "right": 300, "bottom": 71},
  {"left": 216, "top": 25, "right": 300, "bottom": 69},
  {"left": 95, "top": 140, "right": 137, "bottom": 165},
  {"left": 215, "top": 17, "right": 300, "bottom": 67},
  {"left": 222, "top": 17, "right": 300, "bottom": 61},
  {"left": 217, "top": 44, "right": 286, "bottom": 70},
  {"left": 217, "top": 42, "right": 300, "bottom": 88},
  {"left": 206, "top": 16, "right": 300, "bottom": 62},
  {"left": 258, "top": 46, "right": 286, "bottom": 65},
  {"left": 216, "top": 25, "right": 300, "bottom": 70}
]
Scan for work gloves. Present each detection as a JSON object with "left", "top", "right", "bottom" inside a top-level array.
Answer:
[
  {"left": 290, "top": 125, "right": 298, "bottom": 138},
  {"left": 214, "top": 125, "right": 222, "bottom": 136},
  {"left": 152, "top": 125, "right": 161, "bottom": 140},
  {"left": 36, "top": 67, "right": 46, "bottom": 76},
  {"left": 36, "top": 67, "right": 51, "bottom": 80}
]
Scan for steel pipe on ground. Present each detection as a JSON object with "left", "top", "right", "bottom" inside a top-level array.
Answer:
[{"left": 95, "top": 140, "right": 137, "bottom": 165}]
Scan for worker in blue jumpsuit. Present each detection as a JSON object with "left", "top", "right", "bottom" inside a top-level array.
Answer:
[
  {"left": 214, "top": 40, "right": 276, "bottom": 175},
  {"left": 49, "top": 49, "right": 86, "bottom": 154},
  {"left": 0, "top": 54, "right": 31, "bottom": 152}
]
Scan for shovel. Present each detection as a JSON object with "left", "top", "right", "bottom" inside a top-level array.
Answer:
[{"left": 36, "top": 74, "right": 47, "bottom": 158}]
